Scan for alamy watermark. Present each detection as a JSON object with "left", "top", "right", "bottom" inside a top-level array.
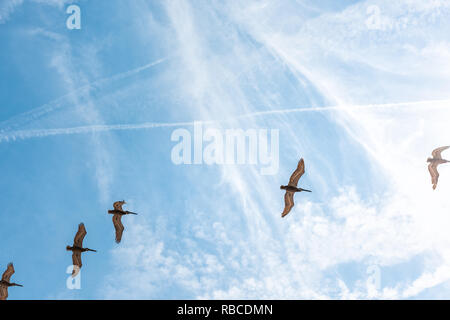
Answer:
[
  {"left": 366, "top": 264, "right": 381, "bottom": 297},
  {"left": 66, "top": 4, "right": 81, "bottom": 30},
  {"left": 66, "top": 265, "right": 81, "bottom": 290},
  {"left": 170, "top": 122, "right": 279, "bottom": 175}
]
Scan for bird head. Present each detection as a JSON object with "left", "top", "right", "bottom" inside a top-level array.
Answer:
[
  {"left": 427, "top": 157, "right": 433, "bottom": 163},
  {"left": 66, "top": 245, "right": 72, "bottom": 251}
]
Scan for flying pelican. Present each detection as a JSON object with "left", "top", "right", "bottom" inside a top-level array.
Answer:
[
  {"left": 108, "top": 201, "right": 138, "bottom": 244},
  {"left": 66, "top": 223, "right": 96, "bottom": 277},
  {"left": 427, "top": 146, "right": 450, "bottom": 190},
  {"left": 0, "top": 263, "right": 23, "bottom": 300},
  {"left": 281, "top": 158, "right": 312, "bottom": 217}
]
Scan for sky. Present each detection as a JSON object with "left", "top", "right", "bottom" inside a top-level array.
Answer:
[{"left": 1, "top": 0, "right": 450, "bottom": 300}]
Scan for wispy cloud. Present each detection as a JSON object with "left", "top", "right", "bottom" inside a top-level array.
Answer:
[
  {"left": 0, "top": 0, "right": 23, "bottom": 24},
  {"left": 0, "top": 0, "right": 75, "bottom": 24}
]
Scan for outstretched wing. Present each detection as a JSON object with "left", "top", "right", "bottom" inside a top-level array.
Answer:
[
  {"left": 113, "top": 214, "right": 125, "bottom": 243},
  {"left": 113, "top": 201, "right": 125, "bottom": 211},
  {"left": 288, "top": 158, "right": 305, "bottom": 187},
  {"left": 428, "top": 163, "right": 440, "bottom": 190},
  {"left": 0, "top": 286, "right": 8, "bottom": 300},
  {"left": 282, "top": 191, "right": 295, "bottom": 218},
  {"left": 73, "top": 223, "right": 87, "bottom": 247},
  {"left": 2, "top": 263, "right": 14, "bottom": 282},
  {"left": 432, "top": 146, "right": 450, "bottom": 159},
  {"left": 71, "top": 252, "right": 82, "bottom": 277}
]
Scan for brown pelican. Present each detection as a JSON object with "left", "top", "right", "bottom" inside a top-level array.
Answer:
[
  {"left": 66, "top": 223, "right": 96, "bottom": 277},
  {"left": 427, "top": 146, "right": 449, "bottom": 190},
  {"left": 0, "top": 263, "right": 22, "bottom": 300},
  {"left": 281, "top": 158, "right": 312, "bottom": 217},
  {"left": 108, "top": 201, "right": 138, "bottom": 243}
]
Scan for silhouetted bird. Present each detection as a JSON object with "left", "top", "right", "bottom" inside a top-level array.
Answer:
[
  {"left": 0, "top": 263, "right": 22, "bottom": 300},
  {"left": 66, "top": 223, "right": 96, "bottom": 277},
  {"left": 427, "top": 146, "right": 449, "bottom": 190},
  {"left": 108, "top": 201, "right": 138, "bottom": 243},
  {"left": 280, "top": 158, "right": 312, "bottom": 217}
]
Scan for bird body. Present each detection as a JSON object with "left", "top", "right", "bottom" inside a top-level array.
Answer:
[
  {"left": 66, "top": 246, "right": 97, "bottom": 252},
  {"left": 0, "top": 263, "right": 22, "bottom": 300},
  {"left": 427, "top": 146, "right": 450, "bottom": 190},
  {"left": 280, "top": 158, "right": 312, "bottom": 217},
  {"left": 67, "top": 223, "right": 96, "bottom": 277},
  {"left": 280, "top": 185, "right": 312, "bottom": 193},
  {"left": 109, "top": 201, "right": 138, "bottom": 243},
  {"left": 108, "top": 209, "right": 138, "bottom": 215},
  {"left": 427, "top": 158, "right": 449, "bottom": 165}
]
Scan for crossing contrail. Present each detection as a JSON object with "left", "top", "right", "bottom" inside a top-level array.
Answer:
[
  {"left": 1, "top": 98, "right": 449, "bottom": 143},
  {"left": 0, "top": 57, "right": 169, "bottom": 132}
]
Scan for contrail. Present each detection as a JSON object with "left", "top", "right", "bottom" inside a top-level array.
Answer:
[
  {"left": 0, "top": 121, "right": 211, "bottom": 142},
  {"left": 1, "top": 98, "right": 449, "bottom": 143},
  {"left": 0, "top": 57, "right": 169, "bottom": 132},
  {"left": 94, "top": 57, "right": 168, "bottom": 86},
  {"left": 236, "top": 98, "right": 450, "bottom": 119}
]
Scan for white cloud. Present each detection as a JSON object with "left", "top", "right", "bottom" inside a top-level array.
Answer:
[{"left": 228, "top": 0, "right": 450, "bottom": 298}]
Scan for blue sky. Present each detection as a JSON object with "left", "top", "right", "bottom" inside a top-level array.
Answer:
[{"left": 1, "top": 0, "right": 450, "bottom": 299}]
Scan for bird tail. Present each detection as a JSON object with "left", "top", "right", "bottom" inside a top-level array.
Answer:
[
  {"left": 12, "top": 283, "right": 23, "bottom": 287},
  {"left": 87, "top": 249, "right": 97, "bottom": 252},
  {"left": 126, "top": 211, "right": 138, "bottom": 215},
  {"left": 299, "top": 188, "right": 312, "bottom": 192}
]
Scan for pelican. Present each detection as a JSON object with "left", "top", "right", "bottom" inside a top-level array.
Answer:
[
  {"left": 108, "top": 201, "right": 138, "bottom": 244},
  {"left": 0, "top": 263, "right": 23, "bottom": 300},
  {"left": 427, "top": 146, "right": 449, "bottom": 190},
  {"left": 66, "top": 223, "right": 96, "bottom": 277},
  {"left": 280, "top": 158, "right": 312, "bottom": 217}
]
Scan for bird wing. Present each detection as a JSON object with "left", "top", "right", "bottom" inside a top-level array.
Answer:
[
  {"left": 73, "top": 223, "right": 87, "bottom": 247},
  {"left": 0, "top": 286, "right": 8, "bottom": 300},
  {"left": 288, "top": 158, "right": 305, "bottom": 187},
  {"left": 113, "top": 214, "right": 124, "bottom": 244},
  {"left": 432, "top": 146, "right": 450, "bottom": 159},
  {"left": 428, "top": 163, "right": 440, "bottom": 190},
  {"left": 282, "top": 191, "right": 295, "bottom": 217},
  {"left": 2, "top": 263, "right": 14, "bottom": 282},
  {"left": 113, "top": 201, "right": 125, "bottom": 211},
  {"left": 71, "top": 252, "right": 82, "bottom": 277}
]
